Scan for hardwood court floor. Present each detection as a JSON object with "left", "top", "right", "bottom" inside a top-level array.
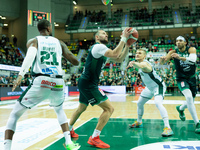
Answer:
[{"left": 0, "top": 93, "right": 200, "bottom": 150}]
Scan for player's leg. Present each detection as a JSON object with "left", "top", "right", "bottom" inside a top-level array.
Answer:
[
  {"left": 96, "top": 99, "right": 114, "bottom": 132},
  {"left": 54, "top": 105, "right": 80, "bottom": 150},
  {"left": 50, "top": 78, "right": 81, "bottom": 150},
  {"left": 69, "top": 77, "right": 89, "bottom": 133},
  {"left": 87, "top": 99, "right": 113, "bottom": 149},
  {"left": 69, "top": 102, "right": 87, "bottom": 137},
  {"left": 154, "top": 83, "right": 173, "bottom": 136},
  {"left": 181, "top": 89, "right": 200, "bottom": 133},
  {"left": 4, "top": 101, "right": 28, "bottom": 150},
  {"left": 68, "top": 90, "right": 88, "bottom": 138},
  {"left": 176, "top": 80, "right": 189, "bottom": 121},
  {"left": 130, "top": 88, "right": 152, "bottom": 128},
  {"left": 154, "top": 95, "right": 173, "bottom": 136},
  {"left": 4, "top": 77, "right": 44, "bottom": 150}
]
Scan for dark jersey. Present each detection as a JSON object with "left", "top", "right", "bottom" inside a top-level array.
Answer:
[
  {"left": 174, "top": 47, "right": 196, "bottom": 79},
  {"left": 81, "top": 43, "right": 107, "bottom": 86}
]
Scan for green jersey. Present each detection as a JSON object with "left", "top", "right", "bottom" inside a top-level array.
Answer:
[
  {"left": 81, "top": 43, "right": 108, "bottom": 85},
  {"left": 174, "top": 47, "right": 196, "bottom": 79}
]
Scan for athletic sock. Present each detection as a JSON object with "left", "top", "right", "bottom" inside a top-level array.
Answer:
[
  {"left": 92, "top": 129, "right": 101, "bottom": 138},
  {"left": 69, "top": 124, "right": 73, "bottom": 131},
  {"left": 4, "top": 139, "right": 12, "bottom": 150},
  {"left": 163, "top": 117, "right": 170, "bottom": 128},
  {"left": 64, "top": 131, "right": 73, "bottom": 145},
  {"left": 137, "top": 115, "right": 142, "bottom": 123}
]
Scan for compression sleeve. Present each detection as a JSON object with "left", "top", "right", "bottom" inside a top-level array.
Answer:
[{"left": 19, "top": 47, "right": 37, "bottom": 77}]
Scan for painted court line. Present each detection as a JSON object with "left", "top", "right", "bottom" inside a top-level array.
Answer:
[
  {"left": 113, "top": 136, "right": 123, "bottom": 137},
  {"left": 132, "top": 100, "right": 200, "bottom": 104},
  {"left": 0, "top": 118, "right": 61, "bottom": 150},
  {"left": 41, "top": 117, "right": 94, "bottom": 150}
]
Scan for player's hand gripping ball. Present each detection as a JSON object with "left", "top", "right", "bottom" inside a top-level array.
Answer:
[{"left": 127, "top": 27, "right": 139, "bottom": 45}]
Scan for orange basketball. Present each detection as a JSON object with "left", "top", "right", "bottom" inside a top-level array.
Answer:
[{"left": 127, "top": 27, "right": 139, "bottom": 45}]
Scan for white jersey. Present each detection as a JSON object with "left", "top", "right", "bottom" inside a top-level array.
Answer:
[
  {"left": 31, "top": 36, "right": 63, "bottom": 76},
  {"left": 138, "top": 60, "right": 163, "bottom": 89}
]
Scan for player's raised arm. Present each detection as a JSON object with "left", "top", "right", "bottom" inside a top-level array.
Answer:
[
  {"left": 104, "top": 28, "right": 132, "bottom": 58},
  {"left": 111, "top": 44, "right": 130, "bottom": 63},
  {"left": 160, "top": 50, "right": 175, "bottom": 65},
  {"left": 126, "top": 61, "right": 152, "bottom": 72},
  {"left": 60, "top": 40, "right": 79, "bottom": 66}
]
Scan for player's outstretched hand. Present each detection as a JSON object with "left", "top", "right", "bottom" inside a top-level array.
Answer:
[
  {"left": 160, "top": 56, "right": 166, "bottom": 61},
  {"left": 126, "top": 61, "right": 135, "bottom": 69},
  {"left": 12, "top": 75, "right": 23, "bottom": 92}
]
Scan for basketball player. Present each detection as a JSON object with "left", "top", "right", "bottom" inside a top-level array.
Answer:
[
  {"left": 160, "top": 35, "right": 200, "bottom": 133},
  {"left": 126, "top": 48, "right": 173, "bottom": 137},
  {"left": 4, "top": 20, "right": 80, "bottom": 150},
  {"left": 68, "top": 29, "right": 132, "bottom": 149}
]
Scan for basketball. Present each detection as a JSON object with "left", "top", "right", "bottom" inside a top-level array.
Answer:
[
  {"left": 127, "top": 27, "right": 139, "bottom": 45},
  {"left": 102, "top": 0, "right": 110, "bottom": 5}
]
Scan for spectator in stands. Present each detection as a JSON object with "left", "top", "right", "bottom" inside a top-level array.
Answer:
[
  {"left": 8, "top": 77, "right": 14, "bottom": 85},
  {"left": 111, "top": 80, "right": 116, "bottom": 86},
  {"left": 1, "top": 76, "right": 8, "bottom": 84},
  {"left": 0, "top": 76, "right": 4, "bottom": 84},
  {"left": 13, "top": 36, "right": 17, "bottom": 46}
]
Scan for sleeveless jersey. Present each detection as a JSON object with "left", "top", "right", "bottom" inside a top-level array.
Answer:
[
  {"left": 81, "top": 43, "right": 107, "bottom": 85},
  {"left": 138, "top": 60, "right": 163, "bottom": 89},
  {"left": 31, "top": 36, "right": 63, "bottom": 76},
  {"left": 174, "top": 47, "right": 196, "bottom": 79}
]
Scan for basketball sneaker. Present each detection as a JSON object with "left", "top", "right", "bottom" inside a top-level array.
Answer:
[
  {"left": 63, "top": 142, "right": 80, "bottom": 150},
  {"left": 129, "top": 121, "right": 143, "bottom": 128},
  {"left": 70, "top": 128, "right": 79, "bottom": 138},
  {"left": 195, "top": 122, "right": 200, "bottom": 134},
  {"left": 176, "top": 105, "right": 185, "bottom": 121},
  {"left": 87, "top": 136, "right": 110, "bottom": 148},
  {"left": 161, "top": 127, "right": 174, "bottom": 137}
]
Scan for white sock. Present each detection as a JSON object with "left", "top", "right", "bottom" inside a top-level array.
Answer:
[
  {"left": 137, "top": 115, "right": 142, "bottom": 123},
  {"left": 69, "top": 124, "right": 73, "bottom": 131},
  {"left": 92, "top": 129, "right": 101, "bottom": 138},
  {"left": 163, "top": 117, "right": 170, "bottom": 128},
  {"left": 4, "top": 139, "right": 12, "bottom": 150},
  {"left": 182, "top": 89, "right": 199, "bottom": 125},
  {"left": 64, "top": 131, "right": 73, "bottom": 145}
]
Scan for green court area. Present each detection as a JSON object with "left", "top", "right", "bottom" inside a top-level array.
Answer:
[{"left": 45, "top": 118, "right": 200, "bottom": 150}]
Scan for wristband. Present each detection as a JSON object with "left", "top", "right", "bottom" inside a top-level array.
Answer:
[{"left": 120, "top": 37, "right": 127, "bottom": 43}]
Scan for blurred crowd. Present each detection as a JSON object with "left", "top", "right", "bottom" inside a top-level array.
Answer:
[
  {"left": 0, "top": 34, "right": 200, "bottom": 93},
  {"left": 0, "top": 36, "right": 23, "bottom": 66}
]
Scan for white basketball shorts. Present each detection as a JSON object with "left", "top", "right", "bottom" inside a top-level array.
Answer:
[
  {"left": 18, "top": 76, "right": 65, "bottom": 108},
  {"left": 140, "top": 82, "right": 166, "bottom": 99}
]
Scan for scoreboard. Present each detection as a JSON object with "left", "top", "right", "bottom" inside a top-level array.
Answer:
[{"left": 28, "top": 10, "right": 51, "bottom": 26}]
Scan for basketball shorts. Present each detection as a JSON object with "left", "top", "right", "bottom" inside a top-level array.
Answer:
[
  {"left": 177, "top": 77, "right": 196, "bottom": 98},
  {"left": 78, "top": 78, "right": 108, "bottom": 106},
  {"left": 18, "top": 76, "right": 65, "bottom": 108},
  {"left": 140, "top": 82, "right": 166, "bottom": 99}
]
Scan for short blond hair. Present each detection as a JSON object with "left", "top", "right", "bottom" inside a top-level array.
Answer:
[
  {"left": 137, "top": 48, "right": 147, "bottom": 55},
  {"left": 95, "top": 30, "right": 104, "bottom": 37}
]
